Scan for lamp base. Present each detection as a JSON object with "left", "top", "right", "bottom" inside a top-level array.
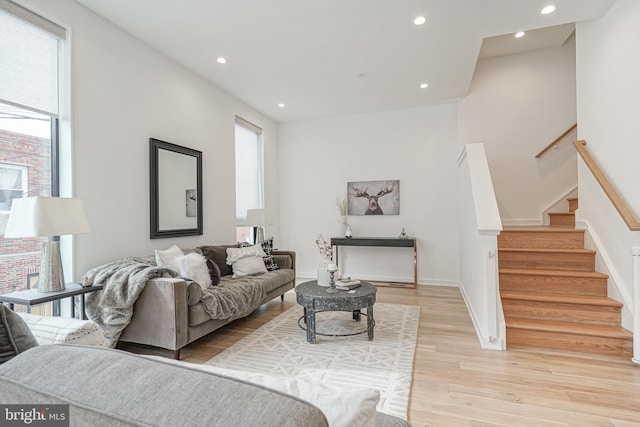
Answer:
[
  {"left": 38, "top": 240, "right": 66, "bottom": 293},
  {"left": 254, "top": 227, "right": 265, "bottom": 244}
]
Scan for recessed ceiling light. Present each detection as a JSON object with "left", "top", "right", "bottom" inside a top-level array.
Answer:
[
  {"left": 357, "top": 73, "right": 366, "bottom": 78},
  {"left": 515, "top": 31, "right": 525, "bottom": 38},
  {"left": 414, "top": 16, "right": 426, "bottom": 26},
  {"left": 277, "top": 103, "right": 286, "bottom": 108},
  {"left": 540, "top": 5, "right": 556, "bottom": 15},
  {"left": 419, "top": 83, "right": 429, "bottom": 89},
  {"left": 216, "top": 57, "right": 227, "bottom": 64}
]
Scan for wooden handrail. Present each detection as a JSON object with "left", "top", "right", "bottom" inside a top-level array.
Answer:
[
  {"left": 535, "top": 123, "right": 578, "bottom": 158},
  {"left": 574, "top": 140, "right": 640, "bottom": 231}
]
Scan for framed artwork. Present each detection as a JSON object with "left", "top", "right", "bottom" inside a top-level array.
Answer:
[
  {"left": 347, "top": 180, "right": 400, "bottom": 215},
  {"left": 149, "top": 138, "right": 203, "bottom": 239},
  {"left": 186, "top": 189, "right": 197, "bottom": 217}
]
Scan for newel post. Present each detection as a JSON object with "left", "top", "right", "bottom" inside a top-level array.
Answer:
[{"left": 632, "top": 247, "right": 640, "bottom": 365}]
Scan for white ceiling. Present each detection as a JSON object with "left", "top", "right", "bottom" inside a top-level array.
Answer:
[{"left": 74, "top": 0, "right": 615, "bottom": 123}]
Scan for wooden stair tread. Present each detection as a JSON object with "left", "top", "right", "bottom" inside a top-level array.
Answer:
[
  {"left": 505, "top": 318, "right": 632, "bottom": 339},
  {"left": 548, "top": 212, "right": 575, "bottom": 216},
  {"left": 567, "top": 197, "right": 578, "bottom": 201},
  {"left": 498, "top": 267, "right": 608, "bottom": 279},
  {"left": 500, "top": 291, "right": 622, "bottom": 307},
  {"left": 499, "top": 248, "right": 596, "bottom": 254}
]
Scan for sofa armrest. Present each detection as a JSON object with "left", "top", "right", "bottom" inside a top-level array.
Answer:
[
  {"left": 273, "top": 250, "right": 296, "bottom": 274},
  {"left": 119, "top": 277, "right": 189, "bottom": 352}
]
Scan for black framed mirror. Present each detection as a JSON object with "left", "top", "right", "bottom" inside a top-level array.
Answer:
[{"left": 150, "top": 138, "right": 203, "bottom": 239}]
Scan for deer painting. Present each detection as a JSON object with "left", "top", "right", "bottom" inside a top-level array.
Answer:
[{"left": 348, "top": 180, "right": 399, "bottom": 215}]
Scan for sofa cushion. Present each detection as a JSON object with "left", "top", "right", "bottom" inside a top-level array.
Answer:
[
  {"left": 231, "top": 256, "right": 268, "bottom": 278},
  {"left": 155, "top": 244, "right": 184, "bottom": 271},
  {"left": 0, "top": 304, "right": 39, "bottom": 364},
  {"left": 187, "top": 281, "right": 204, "bottom": 306},
  {"left": 18, "top": 313, "right": 104, "bottom": 346},
  {"left": 176, "top": 252, "right": 212, "bottom": 291},
  {"left": 207, "top": 258, "right": 221, "bottom": 285},
  {"left": 198, "top": 245, "right": 237, "bottom": 277},
  {"left": 0, "top": 345, "right": 329, "bottom": 427},
  {"left": 261, "top": 237, "right": 280, "bottom": 271}
]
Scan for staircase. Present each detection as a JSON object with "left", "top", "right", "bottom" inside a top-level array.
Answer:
[{"left": 498, "top": 197, "right": 633, "bottom": 357}]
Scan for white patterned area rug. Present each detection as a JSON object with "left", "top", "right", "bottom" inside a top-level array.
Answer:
[{"left": 205, "top": 303, "right": 420, "bottom": 420}]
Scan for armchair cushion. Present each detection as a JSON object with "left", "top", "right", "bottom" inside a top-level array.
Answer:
[{"left": 0, "top": 304, "right": 39, "bottom": 364}]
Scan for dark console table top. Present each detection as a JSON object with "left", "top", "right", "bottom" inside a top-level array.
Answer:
[{"left": 330, "top": 237, "right": 416, "bottom": 248}]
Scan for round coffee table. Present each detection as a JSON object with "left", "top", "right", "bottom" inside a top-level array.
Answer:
[{"left": 295, "top": 280, "right": 377, "bottom": 344}]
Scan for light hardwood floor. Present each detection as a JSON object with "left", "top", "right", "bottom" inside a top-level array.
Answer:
[{"left": 122, "top": 284, "right": 640, "bottom": 427}]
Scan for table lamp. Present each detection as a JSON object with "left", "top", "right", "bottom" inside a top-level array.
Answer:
[
  {"left": 246, "top": 208, "right": 272, "bottom": 244},
  {"left": 4, "top": 197, "right": 90, "bottom": 293}
]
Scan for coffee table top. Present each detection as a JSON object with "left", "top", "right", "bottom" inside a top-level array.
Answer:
[{"left": 295, "top": 280, "right": 376, "bottom": 311}]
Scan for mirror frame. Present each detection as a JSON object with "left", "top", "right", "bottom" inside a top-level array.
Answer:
[{"left": 149, "top": 138, "right": 203, "bottom": 239}]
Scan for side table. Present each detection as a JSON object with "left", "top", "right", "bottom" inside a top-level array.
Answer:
[
  {"left": 295, "top": 280, "right": 376, "bottom": 344},
  {"left": 0, "top": 283, "right": 103, "bottom": 320}
]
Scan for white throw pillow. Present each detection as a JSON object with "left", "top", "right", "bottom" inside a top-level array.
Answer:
[
  {"left": 230, "top": 255, "right": 268, "bottom": 278},
  {"left": 176, "top": 252, "right": 212, "bottom": 290},
  {"left": 225, "top": 244, "right": 266, "bottom": 264},
  {"left": 143, "top": 356, "right": 379, "bottom": 427},
  {"left": 155, "top": 245, "right": 184, "bottom": 271},
  {"left": 18, "top": 313, "right": 104, "bottom": 346}
]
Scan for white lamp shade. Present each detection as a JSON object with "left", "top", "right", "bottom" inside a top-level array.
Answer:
[
  {"left": 4, "top": 197, "right": 91, "bottom": 238},
  {"left": 245, "top": 208, "right": 273, "bottom": 227}
]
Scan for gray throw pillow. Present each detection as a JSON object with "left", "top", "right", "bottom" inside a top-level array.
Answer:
[
  {"left": 0, "top": 304, "right": 39, "bottom": 364},
  {"left": 198, "top": 245, "right": 236, "bottom": 277}
]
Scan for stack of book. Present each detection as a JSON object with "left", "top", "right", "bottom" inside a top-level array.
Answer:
[{"left": 335, "top": 279, "right": 361, "bottom": 290}]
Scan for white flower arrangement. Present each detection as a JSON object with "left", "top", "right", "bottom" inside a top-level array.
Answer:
[{"left": 315, "top": 234, "right": 333, "bottom": 260}]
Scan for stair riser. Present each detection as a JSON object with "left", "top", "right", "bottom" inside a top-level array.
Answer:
[
  {"left": 498, "top": 231, "right": 584, "bottom": 249},
  {"left": 498, "top": 251, "right": 595, "bottom": 271},
  {"left": 549, "top": 214, "right": 575, "bottom": 227},
  {"left": 502, "top": 300, "right": 621, "bottom": 325},
  {"left": 568, "top": 199, "right": 578, "bottom": 213},
  {"left": 507, "top": 328, "right": 632, "bottom": 357},
  {"left": 499, "top": 273, "right": 607, "bottom": 296}
]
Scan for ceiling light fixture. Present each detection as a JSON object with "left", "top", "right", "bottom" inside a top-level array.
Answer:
[
  {"left": 277, "top": 103, "right": 286, "bottom": 108},
  {"left": 414, "top": 16, "right": 426, "bottom": 26},
  {"left": 419, "top": 83, "right": 429, "bottom": 89},
  {"left": 515, "top": 31, "right": 525, "bottom": 38},
  {"left": 540, "top": 5, "right": 556, "bottom": 15},
  {"left": 216, "top": 57, "right": 227, "bottom": 64}
]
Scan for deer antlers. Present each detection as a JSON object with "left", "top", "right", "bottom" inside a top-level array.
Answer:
[
  {"left": 375, "top": 184, "right": 394, "bottom": 197},
  {"left": 352, "top": 183, "right": 394, "bottom": 199},
  {"left": 352, "top": 186, "right": 370, "bottom": 198}
]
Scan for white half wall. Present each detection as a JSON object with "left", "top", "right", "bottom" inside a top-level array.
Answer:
[
  {"left": 575, "top": 0, "right": 640, "bottom": 329},
  {"left": 458, "top": 40, "right": 577, "bottom": 225},
  {"left": 20, "top": 0, "right": 280, "bottom": 278},
  {"left": 278, "top": 104, "right": 460, "bottom": 285}
]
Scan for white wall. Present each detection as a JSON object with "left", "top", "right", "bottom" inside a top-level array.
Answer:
[
  {"left": 279, "top": 104, "right": 460, "bottom": 285},
  {"left": 458, "top": 40, "right": 577, "bottom": 225},
  {"left": 20, "top": 0, "right": 280, "bottom": 278},
  {"left": 575, "top": 0, "right": 640, "bottom": 329}
]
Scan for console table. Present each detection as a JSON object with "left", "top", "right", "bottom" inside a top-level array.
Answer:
[
  {"left": 331, "top": 237, "right": 417, "bottom": 288},
  {"left": 0, "top": 283, "right": 103, "bottom": 320}
]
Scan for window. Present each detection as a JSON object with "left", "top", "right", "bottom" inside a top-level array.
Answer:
[
  {"left": 0, "top": 163, "right": 28, "bottom": 212},
  {"left": 235, "top": 117, "right": 263, "bottom": 243},
  {"left": 0, "top": 3, "right": 65, "bottom": 301}
]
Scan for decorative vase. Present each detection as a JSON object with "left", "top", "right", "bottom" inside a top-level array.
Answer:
[
  {"left": 339, "top": 215, "right": 348, "bottom": 236},
  {"left": 317, "top": 257, "right": 332, "bottom": 287}
]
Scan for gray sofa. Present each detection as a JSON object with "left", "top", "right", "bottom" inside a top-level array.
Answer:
[
  {"left": 116, "top": 245, "right": 296, "bottom": 359},
  {"left": 0, "top": 345, "right": 410, "bottom": 427}
]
